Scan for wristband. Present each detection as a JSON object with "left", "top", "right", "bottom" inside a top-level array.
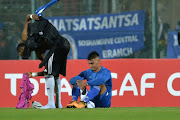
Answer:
[
  {"left": 30, "top": 14, "right": 33, "bottom": 19},
  {"left": 32, "top": 72, "right": 38, "bottom": 77}
]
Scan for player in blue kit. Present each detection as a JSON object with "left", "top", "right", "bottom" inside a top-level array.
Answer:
[{"left": 67, "top": 51, "right": 112, "bottom": 108}]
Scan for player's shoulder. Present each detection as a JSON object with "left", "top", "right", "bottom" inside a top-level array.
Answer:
[
  {"left": 101, "top": 66, "right": 111, "bottom": 73},
  {"left": 85, "top": 69, "right": 92, "bottom": 72},
  {"left": 82, "top": 69, "right": 91, "bottom": 73}
]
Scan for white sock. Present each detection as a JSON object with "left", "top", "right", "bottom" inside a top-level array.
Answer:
[
  {"left": 54, "top": 77, "right": 63, "bottom": 108},
  {"left": 87, "top": 101, "right": 95, "bottom": 108},
  {"left": 80, "top": 89, "right": 88, "bottom": 101},
  {"left": 41, "top": 75, "right": 55, "bottom": 109}
]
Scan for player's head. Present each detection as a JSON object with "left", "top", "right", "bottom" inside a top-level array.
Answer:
[
  {"left": 87, "top": 51, "right": 101, "bottom": 72},
  {"left": 17, "top": 42, "right": 25, "bottom": 56}
]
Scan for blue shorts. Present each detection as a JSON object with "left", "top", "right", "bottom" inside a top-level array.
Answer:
[{"left": 92, "top": 90, "right": 111, "bottom": 108}]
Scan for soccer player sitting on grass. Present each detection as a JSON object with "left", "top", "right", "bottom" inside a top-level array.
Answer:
[{"left": 67, "top": 51, "right": 112, "bottom": 108}]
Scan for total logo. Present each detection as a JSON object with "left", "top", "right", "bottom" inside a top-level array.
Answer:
[
  {"left": 4, "top": 72, "right": 180, "bottom": 97},
  {"left": 5, "top": 74, "right": 72, "bottom": 96}
]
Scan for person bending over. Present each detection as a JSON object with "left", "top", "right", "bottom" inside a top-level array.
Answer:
[{"left": 17, "top": 13, "right": 70, "bottom": 109}]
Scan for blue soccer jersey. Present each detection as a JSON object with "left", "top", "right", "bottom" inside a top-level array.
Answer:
[{"left": 70, "top": 66, "right": 112, "bottom": 101}]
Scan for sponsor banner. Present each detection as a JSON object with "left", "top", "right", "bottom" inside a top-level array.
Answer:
[
  {"left": 167, "top": 30, "right": 180, "bottom": 58},
  {"left": 47, "top": 10, "right": 145, "bottom": 59},
  {"left": 1, "top": 59, "right": 180, "bottom": 107}
]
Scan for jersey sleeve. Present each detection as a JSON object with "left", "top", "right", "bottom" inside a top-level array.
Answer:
[
  {"left": 69, "top": 70, "right": 87, "bottom": 85},
  {"left": 87, "top": 70, "right": 111, "bottom": 86}
]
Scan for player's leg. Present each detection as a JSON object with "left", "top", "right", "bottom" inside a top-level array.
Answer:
[
  {"left": 41, "top": 53, "right": 55, "bottom": 109},
  {"left": 72, "top": 84, "right": 80, "bottom": 101},
  {"left": 66, "top": 84, "right": 80, "bottom": 108},
  {"left": 84, "top": 86, "right": 102, "bottom": 103},
  {"left": 78, "top": 88, "right": 96, "bottom": 108},
  {"left": 73, "top": 86, "right": 100, "bottom": 108},
  {"left": 68, "top": 87, "right": 89, "bottom": 108},
  {"left": 54, "top": 76, "right": 62, "bottom": 108},
  {"left": 80, "top": 88, "right": 88, "bottom": 101},
  {"left": 41, "top": 75, "right": 56, "bottom": 109},
  {"left": 92, "top": 84, "right": 111, "bottom": 108},
  {"left": 94, "top": 89, "right": 111, "bottom": 108},
  {"left": 74, "top": 84, "right": 107, "bottom": 108}
]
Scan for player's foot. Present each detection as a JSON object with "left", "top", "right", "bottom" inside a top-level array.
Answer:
[
  {"left": 40, "top": 104, "right": 56, "bottom": 109},
  {"left": 74, "top": 101, "right": 87, "bottom": 108},
  {"left": 31, "top": 101, "right": 43, "bottom": 109},
  {"left": 56, "top": 102, "right": 63, "bottom": 108},
  {"left": 66, "top": 101, "right": 77, "bottom": 108}
]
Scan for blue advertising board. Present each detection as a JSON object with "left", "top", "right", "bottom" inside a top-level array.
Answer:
[{"left": 47, "top": 10, "right": 145, "bottom": 59}]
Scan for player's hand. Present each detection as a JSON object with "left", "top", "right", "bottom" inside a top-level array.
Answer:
[
  {"left": 32, "top": 14, "right": 39, "bottom": 20},
  {"left": 76, "top": 80, "right": 87, "bottom": 90},
  {"left": 26, "top": 14, "right": 39, "bottom": 21},
  {"left": 76, "top": 80, "right": 82, "bottom": 87},
  {"left": 26, "top": 14, "right": 31, "bottom": 21},
  {"left": 26, "top": 72, "right": 32, "bottom": 78}
]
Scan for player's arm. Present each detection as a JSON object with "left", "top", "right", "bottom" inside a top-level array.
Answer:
[
  {"left": 22, "top": 18, "right": 30, "bottom": 42},
  {"left": 35, "top": 50, "right": 47, "bottom": 61},
  {"left": 27, "top": 71, "right": 45, "bottom": 78},
  {"left": 35, "top": 51, "right": 43, "bottom": 61},
  {"left": 87, "top": 70, "right": 111, "bottom": 86},
  {"left": 22, "top": 14, "right": 39, "bottom": 42},
  {"left": 69, "top": 71, "right": 87, "bottom": 85}
]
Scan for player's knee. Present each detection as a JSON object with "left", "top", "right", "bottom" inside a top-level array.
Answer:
[
  {"left": 99, "top": 84, "right": 106, "bottom": 95},
  {"left": 73, "top": 84, "right": 78, "bottom": 88}
]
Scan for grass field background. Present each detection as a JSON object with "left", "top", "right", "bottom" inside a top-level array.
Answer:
[{"left": 1, "top": 107, "right": 180, "bottom": 120}]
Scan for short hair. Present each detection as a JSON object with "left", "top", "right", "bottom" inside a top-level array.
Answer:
[
  {"left": 87, "top": 51, "right": 100, "bottom": 60},
  {"left": 17, "top": 42, "right": 25, "bottom": 52}
]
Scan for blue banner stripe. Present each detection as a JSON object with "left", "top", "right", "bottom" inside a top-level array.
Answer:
[{"left": 47, "top": 11, "right": 145, "bottom": 59}]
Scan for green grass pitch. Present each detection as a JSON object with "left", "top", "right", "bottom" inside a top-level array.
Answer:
[{"left": 1, "top": 107, "right": 180, "bottom": 120}]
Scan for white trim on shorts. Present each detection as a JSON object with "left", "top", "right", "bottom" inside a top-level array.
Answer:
[{"left": 47, "top": 53, "right": 54, "bottom": 75}]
